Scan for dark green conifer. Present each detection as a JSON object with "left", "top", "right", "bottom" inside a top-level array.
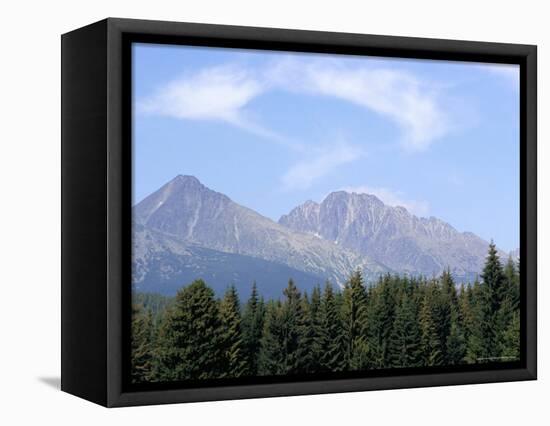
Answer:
[
  {"left": 479, "top": 242, "right": 505, "bottom": 359},
  {"left": 218, "top": 285, "right": 246, "bottom": 378},
  {"left": 155, "top": 279, "right": 221, "bottom": 381},
  {"left": 388, "top": 291, "right": 422, "bottom": 368},
  {"left": 496, "top": 258, "right": 520, "bottom": 359},
  {"left": 280, "top": 279, "right": 306, "bottom": 374},
  {"left": 131, "top": 304, "right": 155, "bottom": 383},
  {"left": 436, "top": 269, "right": 456, "bottom": 363},
  {"left": 308, "top": 285, "right": 323, "bottom": 373},
  {"left": 419, "top": 281, "right": 443, "bottom": 366},
  {"left": 241, "top": 282, "right": 265, "bottom": 376},
  {"left": 318, "top": 282, "right": 346, "bottom": 372},
  {"left": 458, "top": 283, "right": 473, "bottom": 343},
  {"left": 366, "top": 274, "right": 397, "bottom": 368},
  {"left": 446, "top": 307, "right": 466, "bottom": 365},
  {"left": 296, "top": 292, "right": 315, "bottom": 373},
  {"left": 502, "top": 257, "right": 520, "bottom": 310},
  {"left": 500, "top": 311, "right": 520, "bottom": 360},
  {"left": 258, "top": 300, "right": 285, "bottom": 375},
  {"left": 341, "top": 270, "right": 370, "bottom": 370},
  {"left": 465, "top": 278, "right": 485, "bottom": 363}
]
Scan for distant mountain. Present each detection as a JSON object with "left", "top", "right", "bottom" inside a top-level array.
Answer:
[
  {"left": 279, "top": 191, "right": 501, "bottom": 282},
  {"left": 133, "top": 176, "right": 386, "bottom": 297}
]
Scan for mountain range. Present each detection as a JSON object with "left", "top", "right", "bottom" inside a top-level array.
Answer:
[{"left": 132, "top": 175, "right": 509, "bottom": 298}]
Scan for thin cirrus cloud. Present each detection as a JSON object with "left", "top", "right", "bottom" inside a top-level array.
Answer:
[
  {"left": 281, "top": 142, "right": 364, "bottom": 191},
  {"left": 341, "top": 185, "right": 430, "bottom": 217},
  {"left": 137, "top": 64, "right": 290, "bottom": 145},
  {"left": 138, "top": 64, "right": 261, "bottom": 122},
  {"left": 267, "top": 58, "right": 449, "bottom": 152}
]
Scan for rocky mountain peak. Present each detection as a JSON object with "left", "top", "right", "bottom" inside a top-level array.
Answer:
[
  {"left": 164, "top": 174, "right": 210, "bottom": 196},
  {"left": 171, "top": 174, "right": 201, "bottom": 186},
  {"left": 278, "top": 189, "right": 495, "bottom": 281},
  {"left": 319, "top": 192, "right": 388, "bottom": 225},
  {"left": 133, "top": 175, "right": 230, "bottom": 231}
]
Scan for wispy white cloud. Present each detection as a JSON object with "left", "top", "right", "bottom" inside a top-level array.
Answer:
[
  {"left": 282, "top": 142, "right": 364, "bottom": 191},
  {"left": 341, "top": 185, "right": 430, "bottom": 216},
  {"left": 138, "top": 57, "right": 452, "bottom": 152},
  {"left": 138, "top": 64, "right": 305, "bottom": 149},
  {"left": 138, "top": 64, "right": 291, "bottom": 146},
  {"left": 139, "top": 64, "right": 261, "bottom": 122},
  {"left": 267, "top": 58, "right": 449, "bottom": 151}
]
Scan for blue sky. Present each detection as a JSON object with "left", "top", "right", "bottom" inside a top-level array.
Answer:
[{"left": 132, "top": 43, "right": 520, "bottom": 252}]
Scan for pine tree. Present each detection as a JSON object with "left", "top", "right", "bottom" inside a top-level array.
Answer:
[
  {"left": 458, "top": 283, "right": 473, "bottom": 342},
  {"left": 388, "top": 291, "right": 422, "bottom": 368},
  {"left": 308, "top": 285, "right": 323, "bottom": 373},
  {"left": 341, "top": 270, "right": 370, "bottom": 370},
  {"left": 241, "top": 282, "right": 265, "bottom": 376},
  {"left": 296, "top": 292, "right": 315, "bottom": 373},
  {"left": 502, "top": 257, "right": 520, "bottom": 311},
  {"left": 259, "top": 280, "right": 307, "bottom": 376},
  {"left": 436, "top": 269, "right": 456, "bottom": 364},
  {"left": 131, "top": 304, "right": 155, "bottom": 383},
  {"left": 466, "top": 278, "right": 485, "bottom": 363},
  {"left": 366, "top": 275, "right": 397, "bottom": 368},
  {"left": 446, "top": 306, "right": 466, "bottom": 365},
  {"left": 155, "top": 279, "right": 221, "bottom": 381},
  {"left": 419, "top": 281, "right": 443, "bottom": 366},
  {"left": 479, "top": 242, "right": 505, "bottom": 359},
  {"left": 218, "top": 285, "right": 246, "bottom": 378},
  {"left": 280, "top": 279, "right": 307, "bottom": 374},
  {"left": 495, "top": 257, "right": 520, "bottom": 355},
  {"left": 496, "top": 258, "right": 520, "bottom": 359},
  {"left": 318, "top": 282, "right": 346, "bottom": 372},
  {"left": 259, "top": 300, "right": 285, "bottom": 375},
  {"left": 500, "top": 310, "right": 520, "bottom": 360},
  {"left": 482, "top": 242, "right": 506, "bottom": 310}
]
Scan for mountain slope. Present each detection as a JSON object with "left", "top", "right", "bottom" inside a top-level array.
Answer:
[
  {"left": 133, "top": 176, "right": 387, "bottom": 295},
  {"left": 279, "top": 191, "right": 498, "bottom": 281},
  {"left": 132, "top": 223, "right": 328, "bottom": 299}
]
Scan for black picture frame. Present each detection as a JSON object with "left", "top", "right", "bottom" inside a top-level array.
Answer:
[{"left": 61, "top": 17, "right": 537, "bottom": 407}]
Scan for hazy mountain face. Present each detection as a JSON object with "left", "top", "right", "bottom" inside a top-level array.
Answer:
[
  {"left": 279, "top": 191, "right": 498, "bottom": 282},
  {"left": 133, "top": 176, "right": 386, "bottom": 296},
  {"left": 132, "top": 222, "right": 326, "bottom": 299}
]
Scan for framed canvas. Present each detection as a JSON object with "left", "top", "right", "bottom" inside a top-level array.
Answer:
[{"left": 61, "top": 18, "right": 537, "bottom": 407}]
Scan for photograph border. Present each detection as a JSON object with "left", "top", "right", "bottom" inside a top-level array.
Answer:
[{"left": 61, "top": 17, "right": 537, "bottom": 407}]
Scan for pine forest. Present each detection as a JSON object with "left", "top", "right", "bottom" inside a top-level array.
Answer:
[{"left": 131, "top": 243, "right": 520, "bottom": 383}]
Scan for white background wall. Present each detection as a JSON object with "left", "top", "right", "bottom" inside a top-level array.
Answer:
[{"left": 0, "top": 0, "right": 546, "bottom": 424}]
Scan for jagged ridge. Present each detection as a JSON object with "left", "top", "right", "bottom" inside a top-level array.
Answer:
[{"left": 279, "top": 191, "right": 504, "bottom": 282}]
